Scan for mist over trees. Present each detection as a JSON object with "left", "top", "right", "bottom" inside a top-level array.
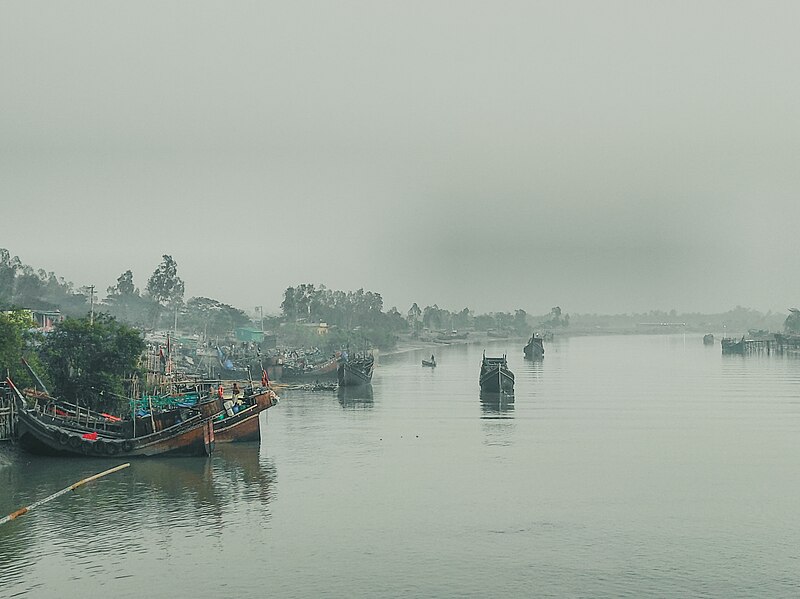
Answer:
[{"left": 0, "top": 247, "right": 794, "bottom": 351}]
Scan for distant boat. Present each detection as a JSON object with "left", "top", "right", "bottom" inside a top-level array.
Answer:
[
  {"left": 479, "top": 351, "right": 514, "bottom": 393},
  {"left": 337, "top": 353, "right": 374, "bottom": 387},
  {"left": 703, "top": 334, "right": 714, "bottom": 345},
  {"left": 523, "top": 333, "right": 545, "bottom": 360},
  {"left": 721, "top": 336, "right": 745, "bottom": 355},
  {"left": 422, "top": 359, "right": 436, "bottom": 367}
]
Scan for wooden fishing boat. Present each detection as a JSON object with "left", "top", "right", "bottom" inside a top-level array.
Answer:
[
  {"left": 523, "top": 333, "right": 545, "bottom": 360},
  {"left": 280, "top": 356, "right": 339, "bottom": 382},
  {"left": 6, "top": 378, "right": 216, "bottom": 458},
  {"left": 422, "top": 359, "right": 436, "bottom": 367},
  {"left": 721, "top": 336, "right": 745, "bottom": 355},
  {"left": 479, "top": 352, "right": 514, "bottom": 393},
  {"left": 337, "top": 353, "right": 374, "bottom": 387},
  {"left": 213, "top": 387, "right": 279, "bottom": 443}
]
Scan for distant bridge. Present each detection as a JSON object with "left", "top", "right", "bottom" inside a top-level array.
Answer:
[{"left": 637, "top": 323, "right": 687, "bottom": 327}]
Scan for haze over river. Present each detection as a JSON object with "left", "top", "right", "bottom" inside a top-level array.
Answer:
[{"left": 2, "top": 334, "right": 800, "bottom": 598}]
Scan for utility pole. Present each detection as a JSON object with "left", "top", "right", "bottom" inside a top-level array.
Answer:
[
  {"left": 257, "top": 306, "right": 264, "bottom": 332},
  {"left": 89, "top": 285, "right": 95, "bottom": 325}
]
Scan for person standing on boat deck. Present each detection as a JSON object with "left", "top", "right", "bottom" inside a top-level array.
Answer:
[
  {"left": 232, "top": 382, "right": 240, "bottom": 401},
  {"left": 217, "top": 384, "right": 224, "bottom": 400},
  {"left": 431, "top": 354, "right": 435, "bottom": 364}
]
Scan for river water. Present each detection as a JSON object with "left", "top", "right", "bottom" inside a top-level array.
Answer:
[{"left": 2, "top": 334, "right": 800, "bottom": 598}]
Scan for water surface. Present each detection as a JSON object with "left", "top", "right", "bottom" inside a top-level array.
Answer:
[{"left": 2, "top": 335, "right": 800, "bottom": 597}]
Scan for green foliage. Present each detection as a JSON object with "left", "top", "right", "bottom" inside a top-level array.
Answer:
[
  {"left": 104, "top": 270, "right": 156, "bottom": 328},
  {"left": 39, "top": 313, "right": 145, "bottom": 411},
  {"left": 145, "top": 255, "right": 185, "bottom": 306},
  {"left": 0, "top": 310, "right": 41, "bottom": 386},
  {"left": 183, "top": 297, "right": 250, "bottom": 338},
  {"left": 539, "top": 306, "right": 570, "bottom": 329},
  {"left": 784, "top": 309, "right": 800, "bottom": 333},
  {"left": 0, "top": 248, "right": 90, "bottom": 316}
]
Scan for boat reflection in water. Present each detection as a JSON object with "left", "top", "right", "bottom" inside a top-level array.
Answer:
[
  {"left": 337, "top": 384, "right": 374, "bottom": 409},
  {"left": 479, "top": 390, "right": 515, "bottom": 418}
]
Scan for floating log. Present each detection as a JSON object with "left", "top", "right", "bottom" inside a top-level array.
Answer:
[{"left": 0, "top": 463, "right": 130, "bottom": 525}]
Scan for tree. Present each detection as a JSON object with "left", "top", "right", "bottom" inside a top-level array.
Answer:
[
  {"left": 785, "top": 308, "right": 800, "bottom": 333},
  {"left": 281, "top": 286, "right": 297, "bottom": 322},
  {"left": 184, "top": 297, "right": 250, "bottom": 339},
  {"left": 39, "top": 313, "right": 145, "bottom": 411},
  {"left": 0, "top": 310, "right": 42, "bottom": 387},
  {"left": 145, "top": 255, "right": 185, "bottom": 328}
]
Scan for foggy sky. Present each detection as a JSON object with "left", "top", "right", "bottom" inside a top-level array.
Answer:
[{"left": 2, "top": 1, "right": 799, "bottom": 316}]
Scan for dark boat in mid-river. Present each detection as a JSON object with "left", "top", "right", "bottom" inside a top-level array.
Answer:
[
  {"left": 479, "top": 352, "right": 514, "bottom": 393},
  {"left": 6, "top": 378, "right": 217, "bottom": 457},
  {"left": 337, "top": 353, "right": 374, "bottom": 387},
  {"left": 523, "top": 333, "right": 545, "bottom": 360}
]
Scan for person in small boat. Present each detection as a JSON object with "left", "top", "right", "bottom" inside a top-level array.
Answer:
[
  {"left": 217, "top": 384, "right": 224, "bottom": 400},
  {"left": 430, "top": 354, "right": 435, "bottom": 364},
  {"left": 232, "top": 382, "right": 240, "bottom": 401}
]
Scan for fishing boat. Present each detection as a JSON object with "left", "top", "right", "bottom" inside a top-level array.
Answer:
[
  {"left": 422, "top": 355, "right": 436, "bottom": 368},
  {"left": 137, "top": 381, "right": 280, "bottom": 443},
  {"left": 280, "top": 356, "right": 339, "bottom": 382},
  {"left": 6, "top": 377, "right": 217, "bottom": 458},
  {"left": 479, "top": 351, "right": 515, "bottom": 393},
  {"left": 721, "top": 336, "right": 746, "bottom": 355},
  {"left": 337, "top": 353, "right": 374, "bottom": 387},
  {"left": 213, "top": 386, "right": 279, "bottom": 443},
  {"left": 703, "top": 334, "right": 715, "bottom": 345},
  {"left": 523, "top": 333, "right": 545, "bottom": 360}
]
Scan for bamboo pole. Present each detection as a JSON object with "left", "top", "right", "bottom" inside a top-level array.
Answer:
[{"left": 0, "top": 463, "right": 130, "bottom": 525}]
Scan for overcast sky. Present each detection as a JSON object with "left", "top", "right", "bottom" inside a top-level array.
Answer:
[{"left": 2, "top": 1, "right": 799, "bottom": 316}]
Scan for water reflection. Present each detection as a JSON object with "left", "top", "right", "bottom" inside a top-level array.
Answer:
[
  {"left": 337, "top": 385, "right": 374, "bottom": 409},
  {"left": 479, "top": 391, "right": 515, "bottom": 418}
]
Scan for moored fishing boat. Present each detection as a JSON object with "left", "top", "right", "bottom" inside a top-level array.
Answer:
[
  {"left": 213, "top": 386, "right": 279, "bottom": 443},
  {"left": 721, "top": 336, "right": 745, "bottom": 355},
  {"left": 479, "top": 352, "right": 514, "bottom": 393},
  {"left": 523, "top": 333, "right": 545, "bottom": 360},
  {"left": 703, "top": 333, "right": 715, "bottom": 345},
  {"left": 337, "top": 353, "right": 374, "bottom": 387},
  {"left": 280, "top": 356, "right": 339, "bottom": 382},
  {"left": 6, "top": 378, "right": 216, "bottom": 458}
]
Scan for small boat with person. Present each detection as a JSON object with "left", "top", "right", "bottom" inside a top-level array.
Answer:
[
  {"left": 479, "top": 351, "right": 515, "bottom": 393},
  {"left": 422, "top": 354, "right": 436, "bottom": 367}
]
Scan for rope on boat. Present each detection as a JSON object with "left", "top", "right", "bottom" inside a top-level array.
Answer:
[{"left": 0, "top": 463, "right": 131, "bottom": 526}]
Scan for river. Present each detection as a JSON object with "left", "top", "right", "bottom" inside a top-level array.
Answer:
[{"left": 2, "top": 334, "right": 800, "bottom": 597}]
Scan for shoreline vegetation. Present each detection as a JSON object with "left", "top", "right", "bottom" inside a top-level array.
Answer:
[{"left": 2, "top": 247, "right": 797, "bottom": 407}]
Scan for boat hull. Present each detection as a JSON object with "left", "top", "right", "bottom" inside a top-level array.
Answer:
[
  {"left": 280, "top": 358, "right": 339, "bottom": 382},
  {"left": 213, "top": 389, "right": 277, "bottom": 443},
  {"left": 479, "top": 366, "right": 515, "bottom": 393},
  {"left": 337, "top": 358, "right": 374, "bottom": 387},
  {"left": 15, "top": 407, "right": 214, "bottom": 458},
  {"left": 523, "top": 337, "right": 545, "bottom": 360}
]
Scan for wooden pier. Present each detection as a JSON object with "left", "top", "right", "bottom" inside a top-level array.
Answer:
[
  {"left": 0, "top": 382, "right": 17, "bottom": 441},
  {"left": 724, "top": 334, "right": 800, "bottom": 355}
]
